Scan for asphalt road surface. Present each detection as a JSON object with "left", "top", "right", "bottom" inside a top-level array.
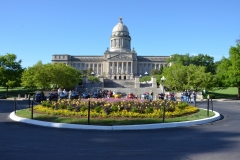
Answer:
[{"left": 0, "top": 99, "right": 240, "bottom": 160}]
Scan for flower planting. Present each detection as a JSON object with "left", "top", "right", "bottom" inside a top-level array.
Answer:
[{"left": 34, "top": 99, "right": 199, "bottom": 119}]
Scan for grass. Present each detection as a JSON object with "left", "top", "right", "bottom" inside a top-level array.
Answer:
[
  {"left": 16, "top": 108, "right": 215, "bottom": 126},
  {"left": 0, "top": 87, "right": 37, "bottom": 98},
  {"left": 207, "top": 87, "right": 238, "bottom": 99}
]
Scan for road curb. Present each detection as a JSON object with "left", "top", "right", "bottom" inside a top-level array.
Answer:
[{"left": 9, "top": 108, "right": 221, "bottom": 130}]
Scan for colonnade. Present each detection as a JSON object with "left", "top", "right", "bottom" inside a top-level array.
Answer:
[
  {"left": 90, "top": 63, "right": 103, "bottom": 75},
  {"left": 108, "top": 61, "right": 133, "bottom": 74}
]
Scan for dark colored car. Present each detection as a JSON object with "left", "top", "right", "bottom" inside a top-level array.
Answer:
[
  {"left": 141, "top": 92, "right": 149, "bottom": 100},
  {"left": 34, "top": 92, "right": 47, "bottom": 102},
  {"left": 71, "top": 91, "right": 79, "bottom": 99},
  {"left": 127, "top": 93, "right": 135, "bottom": 99},
  {"left": 166, "top": 92, "right": 176, "bottom": 101},
  {"left": 82, "top": 92, "right": 90, "bottom": 99},
  {"left": 92, "top": 92, "right": 102, "bottom": 98},
  {"left": 49, "top": 92, "right": 58, "bottom": 101},
  {"left": 158, "top": 93, "right": 165, "bottom": 100},
  {"left": 59, "top": 92, "right": 68, "bottom": 100}
]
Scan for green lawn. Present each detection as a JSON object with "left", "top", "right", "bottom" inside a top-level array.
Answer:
[
  {"left": 0, "top": 87, "right": 36, "bottom": 98},
  {"left": 16, "top": 108, "right": 215, "bottom": 126},
  {"left": 207, "top": 87, "right": 238, "bottom": 99}
]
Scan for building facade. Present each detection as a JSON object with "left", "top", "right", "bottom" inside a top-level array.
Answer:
[{"left": 52, "top": 18, "right": 169, "bottom": 80}]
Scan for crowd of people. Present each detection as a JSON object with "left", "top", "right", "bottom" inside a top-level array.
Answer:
[
  {"left": 53, "top": 88, "right": 197, "bottom": 104},
  {"left": 180, "top": 90, "right": 197, "bottom": 104}
]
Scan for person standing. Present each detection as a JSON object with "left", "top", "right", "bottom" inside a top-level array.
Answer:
[
  {"left": 58, "top": 88, "right": 62, "bottom": 95},
  {"left": 187, "top": 90, "right": 191, "bottom": 103},
  {"left": 192, "top": 91, "right": 197, "bottom": 104},
  {"left": 68, "top": 90, "right": 72, "bottom": 99}
]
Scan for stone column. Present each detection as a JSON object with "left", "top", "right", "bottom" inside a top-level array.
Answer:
[
  {"left": 112, "top": 62, "right": 114, "bottom": 74},
  {"left": 122, "top": 62, "right": 123, "bottom": 74},
  {"left": 155, "top": 63, "right": 156, "bottom": 69},
  {"left": 131, "top": 62, "right": 133, "bottom": 73},
  {"left": 96, "top": 63, "right": 97, "bottom": 73},
  {"left": 117, "top": 62, "right": 119, "bottom": 74},
  {"left": 126, "top": 62, "right": 128, "bottom": 74}
]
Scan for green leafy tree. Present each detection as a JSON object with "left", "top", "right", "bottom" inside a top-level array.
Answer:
[
  {"left": 162, "top": 64, "right": 216, "bottom": 91},
  {"left": 87, "top": 68, "right": 94, "bottom": 77},
  {"left": 167, "top": 53, "right": 216, "bottom": 74},
  {"left": 21, "top": 62, "right": 82, "bottom": 90},
  {"left": 140, "top": 76, "right": 151, "bottom": 82},
  {"left": 0, "top": 53, "right": 24, "bottom": 97},
  {"left": 217, "top": 42, "right": 240, "bottom": 97}
]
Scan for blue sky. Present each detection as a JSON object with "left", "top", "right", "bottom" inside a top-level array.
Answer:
[{"left": 1, "top": 0, "right": 240, "bottom": 68}]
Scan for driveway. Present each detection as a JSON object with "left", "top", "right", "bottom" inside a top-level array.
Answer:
[{"left": 0, "top": 100, "right": 240, "bottom": 160}]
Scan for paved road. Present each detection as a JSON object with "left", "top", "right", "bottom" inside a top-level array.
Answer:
[{"left": 1, "top": 100, "right": 240, "bottom": 160}]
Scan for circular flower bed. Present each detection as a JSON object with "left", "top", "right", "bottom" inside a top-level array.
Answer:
[{"left": 34, "top": 98, "right": 199, "bottom": 119}]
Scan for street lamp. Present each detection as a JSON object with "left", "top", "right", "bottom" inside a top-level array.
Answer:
[{"left": 161, "top": 76, "right": 166, "bottom": 94}]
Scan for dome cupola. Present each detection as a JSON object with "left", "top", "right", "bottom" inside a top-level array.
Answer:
[
  {"left": 110, "top": 17, "right": 131, "bottom": 52},
  {"left": 112, "top": 17, "right": 129, "bottom": 36}
]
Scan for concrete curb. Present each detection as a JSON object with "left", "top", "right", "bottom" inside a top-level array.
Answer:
[{"left": 9, "top": 108, "right": 221, "bottom": 130}]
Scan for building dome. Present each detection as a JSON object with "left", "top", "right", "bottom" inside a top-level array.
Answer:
[
  {"left": 112, "top": 17, "right": 129, "bottom": 36},
  {"left": 110, "top": 17, "right": 131, "bottom": 52}
]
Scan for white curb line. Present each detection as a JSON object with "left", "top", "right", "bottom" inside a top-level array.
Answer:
[{"left": 9, "top": 108, "right": 221, "bottom": 130}]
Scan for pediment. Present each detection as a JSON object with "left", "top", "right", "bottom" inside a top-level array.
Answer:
[{"left": 109, "top": 54, "right": 131, "bottom": 60}]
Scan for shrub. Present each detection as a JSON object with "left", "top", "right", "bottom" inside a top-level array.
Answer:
[
  {"left": 145, "top": 107, "right": 154, "bottom": 114},
  {"left": 111, "top": 106, "right": 118, "bottom": 112},
  {"left": 59, "top": 103, "right": 66, "bottom": 109},
  {"left": 131, "top": 107, "right": 138, "bottom": 113},
  {"left": 177, "top": 102, "right": 188, "bottom": 110},
  {"left": 67, "top": 105, "right": 73, "bottom": 111},
  {"left": 94, "top": 106, "right": 102, "bottom": 113},
  {"left": 80, "top": 106, "right": 87, "bottom": 112}
]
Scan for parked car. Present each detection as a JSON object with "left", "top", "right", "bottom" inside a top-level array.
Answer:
[
  {"left": 59, "top": 92, "right": 68, "bottom": 100},
  {"left": 113, "top": 92, "right": 122, "bottom": 98},
  {"left": 34, "top": 92, "right": 47, "bottom": 102},
  {"left": 49, "top": 92, "right": 58, "bottom": 101},
  {"left": 158, "top": 93, "right": 165, "bottom": 100},
  {"left": 141, "top": 92, "right": 149, "bottom": 100},
  {"left": 82, "top": 92, "right": 90, "bottom": 99},
  {"left": 70, "top": 91, "right": 79, "bottom": 99},
  {"left": 166, "top": 92, "right": 176, "bottom": 101},
  {"left": 127, "top": 93, "right": 135, "bottom": 99},
  {"left": 92, "top": 92, "right": 102, "bottom": 98}
]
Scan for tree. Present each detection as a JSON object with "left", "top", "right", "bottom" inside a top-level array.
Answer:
[
  {"left": 150, "top": 67, "right": 163, "bottom": 76},
  {"left": 0, "top": 53, "right": 24, "bottom": 97},
  {"left": 21, "top": 62, "right": 82, "bottom": 90},
  {"left": 87, "top": 68, "right": 94, "bottom": 77},
  {"left": 217, "top": 42, "right": 240, "bottom": 97},
  {"left": 167, "top": 53, "right": 216, "bottom": 74},
  {"left": 162, "top": 63, "right": 216, "bottom": 91}
]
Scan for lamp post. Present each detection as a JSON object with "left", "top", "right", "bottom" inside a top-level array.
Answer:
[{"left": 161, "top": 76, "right": 166, "bottom": 94}]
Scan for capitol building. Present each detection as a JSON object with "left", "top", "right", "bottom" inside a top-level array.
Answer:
[{"left": 52, "top": 18, "right": 169, "bottom": 80}]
